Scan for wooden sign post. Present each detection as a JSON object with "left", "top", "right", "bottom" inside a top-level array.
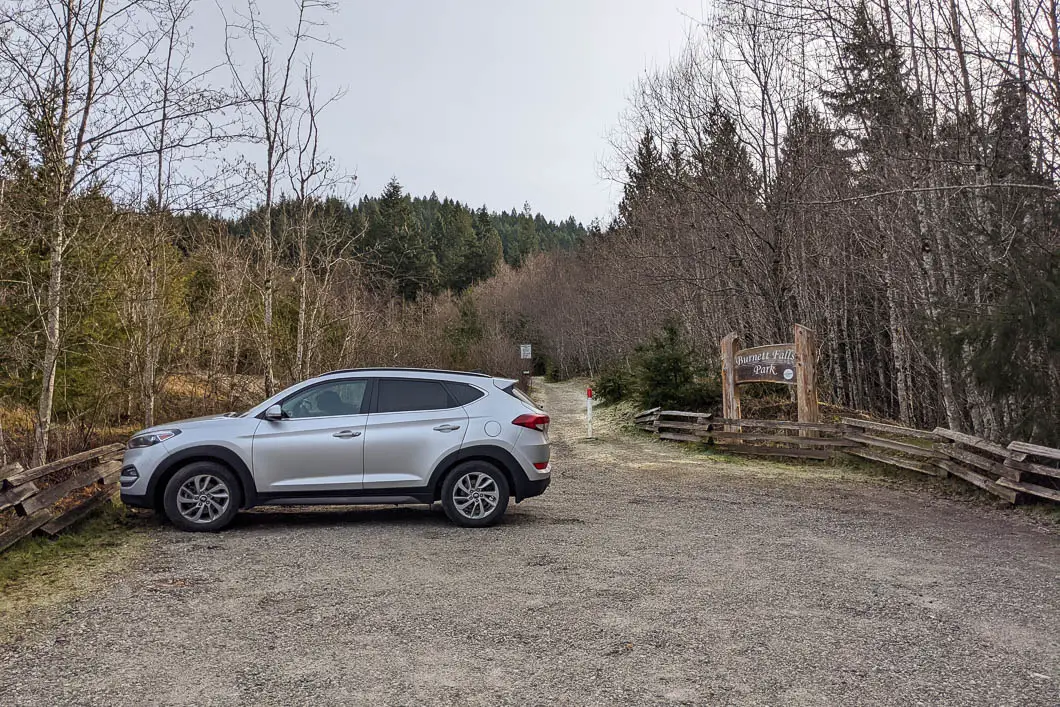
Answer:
[
  {"left": 794, "top": 324, "right": 819, "bottom": 430},
  {"left": 720, "top": 324, "right": 819, "bottom": 429},
  {"left": 720, "top": 332, "right": 741, "bottom": 428}
]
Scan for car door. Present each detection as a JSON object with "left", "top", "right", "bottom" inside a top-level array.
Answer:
[
  {"left": 252, "top": 378, "right": 370, "bottom": 494},
  {"left": 362, "top": 378, "right": 468, "bottom": 490}
]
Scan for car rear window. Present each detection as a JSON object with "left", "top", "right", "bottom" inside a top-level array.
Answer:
[
  {"left": 376, "top": 379, "right": 453, "bottom": 413},
  {"left": 504, "top": 384, "right": 538, "bottom": 408},
  {"left": 447, "top": 382, "right": 485, "bottom": 406}
]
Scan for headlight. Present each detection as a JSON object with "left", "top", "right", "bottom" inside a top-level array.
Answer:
[{"left": 127, "top": 429, "right": 180, "bottom": 449}]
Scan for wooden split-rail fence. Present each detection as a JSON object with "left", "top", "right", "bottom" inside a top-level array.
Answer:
[
  {"left": 633, "top": 408, "right": 1060, "bottom": 505},
  {"left": 0, "top": 443, "right": 125, "bottom": 553}
]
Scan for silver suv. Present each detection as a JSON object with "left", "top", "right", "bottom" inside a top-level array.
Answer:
[{"left": 119, "top": 369, "right": 551, "bottom": 531}]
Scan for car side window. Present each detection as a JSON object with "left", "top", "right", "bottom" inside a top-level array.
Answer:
[
  {"left": 376, "top": 379, "right": 454, "bottom": 413},
  {"left": 281, "top": 379, "right": 368, "bottom": 419},
  {"left": 446, "top": 382, "right": 485, "bottom": 406}
]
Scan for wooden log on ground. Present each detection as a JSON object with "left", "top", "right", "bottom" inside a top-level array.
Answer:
[
  {"left": 1006, "top": 440, "right": 1060, "bottom": 462},
  {"left": 840, "top": 417, "right": 943, "bottom": 441},
  {"left": 711, "top": 419, "right": 841, "bottom": 433},
  {"left": 633, "top": 407, "right": 661, "bottom": 421},
  {"left": 996, "top": 477, "right": 1060, "bottom": 504},
  {"left": 998, "top": 460, "right": 1022, "bottom": 481},
  {"left": 1003, "top": 458, "right": 1060, "bottom": 480},
  {"left": 713, "top": 444, "right": 832, "bottom": 460},
  {"left": 0, "top": 462, "right": 25, "bottom": 485},
  {"left": 844, "top": 447, "right": 946, "bottom": 477},
  {"left": 845, "top": 432, "right": 944, "bottom": 459},
  {"left": 933, "top": 428, "right": 1025, "bottom": 462},
  {"left": 934, "top": 460, "right": 1019, "bottom": 503},
  {"left": 700, "top": 432, "right": 855, "bottom": 447},
  {"left": 4, "top": 443, "right": 124, "bottom": 488},
  {"left": 937, "top": 444, "right": 1009, "bottom": 477},
  {"left": 18, "top": 460, "right": 121, "bottom": 516},
  {"left": 658, "top": 432, "right": 702, "bottom": 443},
  {"left": 40, "top": 487, "right": 118, "bottom": 536},
  {"left": 0, "top": 508, "right": 53, "bottom": 552},
  {"left": 655, "top": 420, "right": 713, "bottom": 432},
  {"left": 0, "top": 481, "right": 39, "bottom": 512},
  {"left": 656, "top": 411, "right": 713, "bottom": 421}
]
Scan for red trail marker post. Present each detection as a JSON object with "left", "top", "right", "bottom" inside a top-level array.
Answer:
[{"left": 587, "top": 387, "right": 593, "bottom": 438}]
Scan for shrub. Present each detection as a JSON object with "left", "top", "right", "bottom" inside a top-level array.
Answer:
[
  {"left": 594, "top": 364, "right": 633, "bottom": 403},
  {"left": 634, "top": 322, "right": 721, "bottom": 411}
]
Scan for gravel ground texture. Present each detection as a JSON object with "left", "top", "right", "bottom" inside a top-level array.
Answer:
[{"left": 1, "top": 379, "right": 1058, "bottom": 706}]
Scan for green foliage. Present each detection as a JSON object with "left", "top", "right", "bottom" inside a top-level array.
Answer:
[
  {"left": 825, "top": 2, "right": 924, "bottom": 153},
  {"left": 366, "top": 178, "right": 440, "bottom": 300},
  {"left": 591, "top": 324, "right": 721, "bottom": 411},
  {"left": 634, "top": 322, "right": 720, "bottom": 411},
  {"left": 951, "top": 247, "right": 1060, "bottom": 445},
  {"left": 594, "top": 364, "right": 634, "bottom": 403},
  {"left": 444, "top": 297, "right": 484, "bottom": 368}
]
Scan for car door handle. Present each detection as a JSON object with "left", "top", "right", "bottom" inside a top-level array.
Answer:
[
  {"left": 433, "top": 424, "right": 461, "bottom": 432},
  {"left": 333, "top": 430, "right": 362, "bottom": 439}
]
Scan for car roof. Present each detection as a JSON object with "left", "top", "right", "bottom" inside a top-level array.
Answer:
[{"left": 319, "top": 367, "right": 493, "bottom": 380}]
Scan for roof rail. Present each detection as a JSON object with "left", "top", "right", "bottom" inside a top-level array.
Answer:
[{"left": 320, "top": 367, "right": 492, "bottom": 379}]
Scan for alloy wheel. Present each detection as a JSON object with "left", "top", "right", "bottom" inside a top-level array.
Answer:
[
  {"left": 176, "top": 474, "right": 231, "bottom": 524},
  {"left": 452, "top": 471, "right": 500, "bottom": 520}
]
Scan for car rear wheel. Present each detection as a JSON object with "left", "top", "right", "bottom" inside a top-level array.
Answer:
[
  {"left": 441, "top": 461, "right": 509, "bottom": 527},
  {"left": 162, "top": 461, "right": 241, "bottom": 532}
]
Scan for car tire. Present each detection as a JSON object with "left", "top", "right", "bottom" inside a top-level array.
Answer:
[
  {"left": 162, "top": 461, "right": 242, "bottom": 532},
  {"left": 441, "top": 461, "right": 510, "bottom": 527}
]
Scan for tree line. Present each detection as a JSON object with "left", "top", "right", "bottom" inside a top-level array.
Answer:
[
  {"left": 2, "top": 0, "right": 1057, "bottom": 466},
  {"left": 0, "top": 0, "right": 584, "bottom": 465},
  {"left": 481, "top": 0, "right": 1060, "bottom": 446}
]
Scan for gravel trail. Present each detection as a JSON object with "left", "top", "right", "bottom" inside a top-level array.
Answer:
[{"left": 1, "top": 379, "right": 1058, "bottom": 706}]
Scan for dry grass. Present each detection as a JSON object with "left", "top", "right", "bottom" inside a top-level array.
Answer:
[{"left": 0, "top": 500, "right": 151, "bottom": 645}]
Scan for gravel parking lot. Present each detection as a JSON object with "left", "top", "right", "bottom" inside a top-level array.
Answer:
[{"left": 2, "top": 380, "right": 1058, "bottom": 706}]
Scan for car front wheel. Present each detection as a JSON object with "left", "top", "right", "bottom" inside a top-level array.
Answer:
[
  {"left": 162, "top": 461, "right": 241, "bottom": 532},
  {"left": 441, "top": 461, "right": 510, "bottom": 527}
]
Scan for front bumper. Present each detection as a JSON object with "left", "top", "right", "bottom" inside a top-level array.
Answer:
[{"left": 119, "top": 491, "right": 152, "bottom": 509}]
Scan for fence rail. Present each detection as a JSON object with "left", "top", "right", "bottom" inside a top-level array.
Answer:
[
  {"left": 0, "top": 443, "right": 125, "bottom": 553},
  {"left": 634, "top": 408, "right": 1060, "bottom": 506}
]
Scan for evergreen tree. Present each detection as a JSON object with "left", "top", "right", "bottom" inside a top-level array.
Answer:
[
  {"left": 466, "top": 206, "right": 503, "bottom": 284},
  {"left": 617, "top": 128, "right": 664, "bottom": 228},
  {"left": 366, "top": 178, "right": 438, "bottom": 300},
  {"left": 825, "top": 2, "right": 923, "bottom": 151},
  {"left": 510, "top": 201, "right": 539, "bottom": 266}
]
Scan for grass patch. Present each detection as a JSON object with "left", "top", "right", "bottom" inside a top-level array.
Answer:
[{"left": 0, "top": 500, "right": 150, "bottom": 643}]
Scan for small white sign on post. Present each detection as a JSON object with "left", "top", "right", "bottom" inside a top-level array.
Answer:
[{"left": 519, "top": 344, "right": 532, "bottom": 360}]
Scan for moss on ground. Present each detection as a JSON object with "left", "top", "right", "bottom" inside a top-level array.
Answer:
[{"left": 0, "top": 500, "right": 149, "bottom": 644}]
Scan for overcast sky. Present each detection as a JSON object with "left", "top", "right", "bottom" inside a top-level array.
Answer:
[{"left": 198, "top": 1, "right": 704, "bottom": 224}]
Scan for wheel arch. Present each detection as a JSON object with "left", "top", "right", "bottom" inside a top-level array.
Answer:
[
  {"left": 149, "top": 445, "right": 257, "bottom": 510},
  {"left": 429, "top": 444, "right": 530, "bottom": 501}
]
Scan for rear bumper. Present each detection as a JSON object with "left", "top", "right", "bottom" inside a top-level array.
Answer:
[{"left": 514, "top": 475, "right": 550, "bottom": 502}]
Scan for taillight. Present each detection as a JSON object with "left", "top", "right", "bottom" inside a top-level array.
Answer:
[{"left": 512, "top": 413, "right": 549, "bottom": 432}]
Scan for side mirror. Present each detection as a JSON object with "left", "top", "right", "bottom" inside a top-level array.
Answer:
[{"left": 264, "top": 404, "right": 284, "bottom": 421}]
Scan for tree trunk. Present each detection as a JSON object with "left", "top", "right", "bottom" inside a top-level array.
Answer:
[{"left": 33, "top": 221, "right": 65, "bottom": 467}]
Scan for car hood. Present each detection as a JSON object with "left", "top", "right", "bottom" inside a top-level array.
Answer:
[{"left": 132, "top": 413, "right": 247, "bottom": 437}]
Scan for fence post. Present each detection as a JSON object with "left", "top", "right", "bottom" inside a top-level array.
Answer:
[
  {"left": 721, "top": 332, "right": 741, "bottom": 432},
  {"left": 795, "top": 324, "right": 820, "bottom": 435}
]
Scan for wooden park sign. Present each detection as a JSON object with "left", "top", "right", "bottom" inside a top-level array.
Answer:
[{"left": 720, "top": 324, "right": 819, "bottom": 425}]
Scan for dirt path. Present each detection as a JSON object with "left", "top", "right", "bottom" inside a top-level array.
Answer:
[{"left": 1, "top": 379, "right": 1058, "bottom": 705}]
